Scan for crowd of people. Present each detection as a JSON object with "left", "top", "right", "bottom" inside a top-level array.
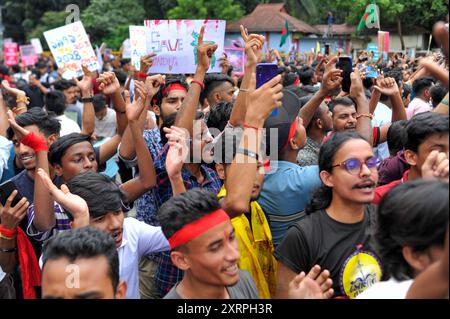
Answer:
[{"left": 0, "top": 19, "right": 448, "bottom": 300}]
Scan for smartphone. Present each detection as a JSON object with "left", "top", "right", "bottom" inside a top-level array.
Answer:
[
  {"left": 324, "top": 43, "right": 330, "bottom": 56},
  {"left": 336, "top": 56, "right": 353, "bottom": 93},
  {"left": 256, "top": 63, "right": 280, "bottom": 116},
  {"left": 0, "top": 181, "right": 23, "bottom": 207}
]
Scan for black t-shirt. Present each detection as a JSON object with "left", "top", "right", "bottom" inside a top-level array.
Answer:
[{"left": 274, "top": 205, "right": 383, "bottom": 299}]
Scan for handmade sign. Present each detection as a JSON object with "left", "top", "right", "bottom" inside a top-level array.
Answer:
[
  {"left": 378, "top": 31, "right": 390, "bottom": 54},
  {"left": 131, "top": 20, "right": 225, "bottom": 73},
  {"left": 44, "top": 21, "right": 100, "bottom": 79},
  {"left": 30, "top": 38, "right": 43, "bottom": 54},
  {"left": 20, "top": 45, "right": 38, "bottom": 66},
  {"left": 223, "top": 47, "right": 245, "bottom": 74},
  {"left": 3, "top": 42, "right": 19, "bottom": 66}
]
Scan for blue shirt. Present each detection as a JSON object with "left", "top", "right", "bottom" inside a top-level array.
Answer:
[{"left": 257, "top": 161, "right": 321, "bottom": 246}]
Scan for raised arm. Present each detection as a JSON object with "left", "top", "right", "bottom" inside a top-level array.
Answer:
[
  {"left": 350, "top": 69, "right": 373, "bottom": 146},
  {"left": 7, "top": 111, "right": 55, "bottom": 232},
  {"left": 0, "top": 93, "right": 8, "bottom": 137},
  {"left": 175, "top": 25, "right": 217, "bottom": 136},
  {"left": 164, "top": 126, "right": 189, "bottom": 196},
  {"left": 2, "top": 80, "right": 28, "bottom": 116},
  {"left": 299, "top": 56, "right": 342, "bottom": 128},
  {"left": 120, "top": 88, "right": 157, "bottom": 203},
  {"left": 222, "top": 74, "right": 283, "bottom": 218},
  {"left": 74, "top": 65, "right": 95, "bottom": 137}
]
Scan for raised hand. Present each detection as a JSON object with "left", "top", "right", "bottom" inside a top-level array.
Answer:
[
  {"left": 145, "top": 74, "right": 165, "bottom": 99},
  {"left": 320, "top": 56, "right": 343, "bottom": 94},
  {"left": 140, "top": 53, "right": 157, "bottom": 75},
  {"left": 219, "top": 54, "right": 231, "bottom": 75},
  {"left": 164, "top": 126, "right": 190, "bottom": 179},
  {"left": 97, "top": 71, "right": 121, "bottom": 95},
  {"left": 422, "top": 150, "right": 449, "bottom": 183},
  {"left": 36, "top": 168, "right": 89, "bottom": 228},
  {"left": 1, "top": 80, "right": 26, "bottom": 98},
  {"left": 124, "top": 90, "right": 145, "bottom": 123},
  {"left": 288, "top": 265, "right": 334, "bottom": 299},
  {"left": 373, "top": 77, "right": 399, "bottom": 96},
  {"left": 73, "top": 64, "right": 93, "bottom": 94},
  {"left": 349, "top": 67, "right": 366, "bottom": 100},
  {"left": 240, "top": 25, "right": 265, "bottom": 67},
  {"left": 197, "top": 25, "right": 218, "bottom": 72},
  {"left": 7, "top": 110, "right": 30, "bottom": 141},
  {"left": 0, "top": 190, "right": 29, "bottom": 230}
]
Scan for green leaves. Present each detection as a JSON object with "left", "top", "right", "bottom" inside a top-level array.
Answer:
[{"left": 167, "top": 0, "right": 244, "bottom": 21}]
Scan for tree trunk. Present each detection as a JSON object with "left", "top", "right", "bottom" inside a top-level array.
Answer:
[{"left": 397, "top": 17, "right": 405, "bottom": 51}]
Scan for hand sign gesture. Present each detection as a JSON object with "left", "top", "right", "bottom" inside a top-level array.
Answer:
[
  {"left": 321, "top": 56, "right": 343, "bottom": 93},
  {"left": 97, "top": 71, "right": 121, "bottom": 96},
  {"left": 164, "top": 126, "right": 190, "bottom": 179},
  {"left": 73, "top": 64, "right": 93, "bottom": 94},
  {"left": 240, "top": 25, "right": 265, "bottom": 66},
  {"left": 374, "top": 77, "right": 399, "bottom": 96},
  {"left": 197, "top": 25, "right": 218, "bottom": 72},
  {"left": 36, "top": 168, "right": 89, "bottom": 228},
  {"left": 145, "top": 74, "right": 165, "bottom": 99},
  {"left": 124, "top": 90, "right": 145, "bottom": 123},
  {"left": 7, "top": 110, "right": 30, "bottom": 141}
]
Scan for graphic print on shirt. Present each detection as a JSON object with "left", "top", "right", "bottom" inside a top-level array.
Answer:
[{"left": 339, "top": 247, "right": 383, "bottom": 298}]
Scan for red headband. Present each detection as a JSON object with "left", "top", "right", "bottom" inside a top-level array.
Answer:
[
  {"left": 282, "top": 119, "right": 299, "bottom": 151},
  {"left": 162, "top": 83, "right": 187, "bottom": 96},
  {"left": 168, "top": 209, "right": 230, "bottom": 250}
]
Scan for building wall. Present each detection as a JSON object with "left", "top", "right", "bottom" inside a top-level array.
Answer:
[{"left": 351, "top": 34, "right": 427, "bottom": 52}]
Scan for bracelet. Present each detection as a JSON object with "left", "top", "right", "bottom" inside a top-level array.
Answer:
[
  {"left": 0, "top": 225, "right": 18, "bottom": 239},
  {"left": 81, "top": 96, "right": 94, "bottom": 103},
  {"left": 191, "top": 79, "right": 205, "bottom": 90},
  {"left": 236, "top": 148, "right": 259, "bottom": 161},
  {"left": 16, "top": 96, "right": 30, "bottom": 105},
  {"left": 0, "top": 233, "right": 16, "bottom": 240},
  {"left": 243, "top": 123, "right": 262, "bottom": 131},
  {"left": 0, "top": 247, "right": 17, "bottom": 253},
  {"left": 137, "top": 71, "right": 148, "bottom": 79},
  {"left": 20, "top": 131, "right": 49, "bottom": 152},
  {"left": 356, "top": 113, "right": 374, "bottom": 120}
]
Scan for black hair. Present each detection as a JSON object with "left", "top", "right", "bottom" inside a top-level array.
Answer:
[
  {"left": 305, "top": 131, "right": 367, "bottom": 214},
  {"left": 402, "top": 83, "right": 412, "bottom": 100},
  {"left": 113, "top": 69, "right": 127, "bottom": 86},
  {"left": 45, "top": 90, "right": 67, "bottom": 116},
  {"left": 213, "top": 127, "right": 243, "bottom": 164},
  {"left": 37, "top": 61, "right": 47, "bottom": 69},
  {"left": 412, "top": 76, "right": 435, "bottom": 96},
  {"left": 206, "top": 101, "right": 233, "bottom": 134},
  {"left": 93, "top": 94, "right": 107, "bottom": 113},
  {"left": 375, "top": 180, "right": 448, "bottom": 281},
  {"left": 42, "top": 226, "right": 120, "bottom": 293},
  {"left": 298, "top": 66, "right": 315, "bottom": 86},
  {"left": 283, "top": 72, "right": 299, "bottom": 87},
  {"left": 6, "top": 108, "right": 61, "bottom": 140},
  {"left": 53, "top": 79, "right": 77, "bottom": 91},
  {"left": 387, "top": 120, "right": 408, "bottom": 156},
  {"left": 153, "top": 74, "right": 188, "bottom": 107},
  {"left": 201, "top": 73, "right": 234, "bottom": 105},
  {"left": 429, "top": 83, "right": 448, "bottom": 108},
  {"left": 157, "top": 188, "right": 221, "bottom": 241},
  {"left": 120, "top": 58, "right": 131, "bottom": 66},
  {"left": 306, "top": 103, "right": 326, "bottom": 132},
  {"left": 405, "top": 112, "right": 449, "bottom": 153},
  {"left": 66, "top": 172, "right": 126, "bottom": 219},
  {"left": 48, "top": 133, "right": 93, "bottom": 166},
  {"left": 328, "top": 97, "right": 355, "bottom": 115},
  {"left": 380, "top": 70, "right": 404, "bottom": 102}
]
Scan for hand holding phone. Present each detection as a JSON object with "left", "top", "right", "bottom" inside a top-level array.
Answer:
[
  {"left": 336, "top": 57, "right": 353, "bottom": 93},
  {"left": 255, "top": 63, "right": 281, "bottom": 116},
  {"left": 0, "top": 181, "right": 23, "bottom": 207},
  {"left": 0, "top": 183, "right": 29, "bottom": 231}
]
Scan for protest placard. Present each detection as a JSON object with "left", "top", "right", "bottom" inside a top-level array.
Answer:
[
  {"left": 44, "top": 21, "right": 100, "bottom": 79},
  {"left": 31, "top": 38, "right": 43, "bottom": 54},
  {"left": 20, "top": 45, "right": 38, "bottom": 66},
  {"left": 378, "top": 31, "right": 390, "bottom": 54},
  {"left": 367, "top": 43, "right": 380, "bottom": 61},
  {"left": 121, "top": 39, "right": 132, "bottom": 59},
  {"left": 223, "top": 47, "right": 245, "bottom": 74},
  {"left": 3, "top": 42, "right": 19, "bottom": 66},
  {"left": 131, "top": 20, "right": 225, "bottom": 74}
]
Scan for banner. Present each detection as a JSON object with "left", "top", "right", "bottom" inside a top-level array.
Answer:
[
  {"left": 223, "top": 47, "right": 245, "bottom": 74},
  {"left": 121, "top": 39, "right": 132, "bottom": 59},
  {"left": 20, "top": 45, "right": 39, "bottom": 66},
  {"left": 44, "top": 21, "right": 100, "bottom": 79},
  {"left": 367, "top": 43, "right": 380, "bottom": 61},
  {"left": 378, "top": 31, "right": 390, "bottom": 54},
  {"left": 31, "top": 38, "right": 43, "bottom": 54},
  {"left": 133, "top": 20, "right": 226, "bottom": 74},
  {"left": 3, "top": 42, "right": 19, "bottom": 66}
]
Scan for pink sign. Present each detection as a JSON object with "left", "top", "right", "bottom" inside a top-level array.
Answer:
[
  {"left": 378, "top": 31, "right": 390, "bottom": 53},
  {"left": 224, "top": 47, "right": 245, "bottom": 74},
  {"left": 3, "top": 42, "right": 19, "bottom": 66},
  {"left": 20, "top": 45, "right": 39, "bottom": 66}
]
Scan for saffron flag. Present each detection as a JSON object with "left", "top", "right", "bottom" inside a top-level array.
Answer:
[
  {"left": 279, "top": 20, "right": 289, "bottom": 48},
  {"left": 357, "top": 2, "right": 380, "bottom": 33}
]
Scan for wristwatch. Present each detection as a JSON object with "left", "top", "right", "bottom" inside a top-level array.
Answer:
[{"left": 81, "top": 96, "right": 94, "bottom": 103}]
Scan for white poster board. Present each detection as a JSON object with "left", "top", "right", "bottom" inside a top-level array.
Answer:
[
  {"left": 30, "top": 38, "right": 43, "bottom": 54},
  {"left": 44, "top": 21, "right": 100, "bottom": 79},
  {"left": 131, "top": 20, "right": 226, "bottom": 73}
]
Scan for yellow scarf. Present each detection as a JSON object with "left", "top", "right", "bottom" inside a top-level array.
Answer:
[{"left": 218, "top": 186, "right": 277, "bottom": 298}]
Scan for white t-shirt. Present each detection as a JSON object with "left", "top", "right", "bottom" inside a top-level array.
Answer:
[
  {"left": 56, "top": 114, "right": 81, "bottom": 137},
  {"left": 0, "top": 267, "right": 5, "bottom": 282},
  {"left": 94, "top": 108, "right": 117, "bottom": 139},
  {"left": 372, "top": 102, "right": 392, "bottom": 161},
  {"left": 356, "top": 278, "right": 413, "bottom": 299}
]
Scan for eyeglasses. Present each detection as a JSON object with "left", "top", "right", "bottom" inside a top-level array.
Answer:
[{"left": 332, "top": 157, "right": 379, "bottom": 175}]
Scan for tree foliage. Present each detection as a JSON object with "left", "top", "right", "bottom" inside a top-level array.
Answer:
[{"left": 167, "top": 0, "right": 244, "bottom": 21}]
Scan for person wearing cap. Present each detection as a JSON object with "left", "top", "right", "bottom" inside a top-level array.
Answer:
[{"left": 258, "top": 57, "right": 343, "bottom": 246}]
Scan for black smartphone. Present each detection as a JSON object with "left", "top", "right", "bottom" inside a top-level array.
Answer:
[
  {"left": 336, "top": 56, "right": 353, "bottom": 93},
  {"left": 324, "top": 43, "right": 330, "bottom": 55},
  {"left": 0, "top": 181, "right": 23, "bottom": 207}
]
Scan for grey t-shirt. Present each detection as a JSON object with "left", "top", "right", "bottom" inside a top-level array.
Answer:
[{"left": 163, "top": 270, "right": 260, "bottom": 299}]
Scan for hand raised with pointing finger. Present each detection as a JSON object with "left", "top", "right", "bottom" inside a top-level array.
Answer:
[{"left": 197, "top": 25, "right": 218, "bottom": 72}]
